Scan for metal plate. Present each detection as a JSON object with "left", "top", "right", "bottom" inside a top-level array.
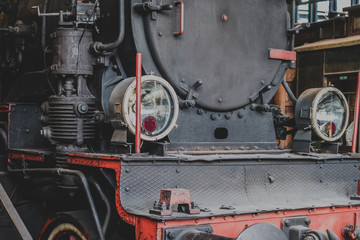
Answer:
[
  {"left": 119, "top": 156, "right": 359, "bottom": 220},
  {"left": 131, "top": 0, "right": 288, "bottom": 111}
]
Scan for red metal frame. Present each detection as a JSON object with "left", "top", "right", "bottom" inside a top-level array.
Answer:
[
  {"left": 8, "top": 152, "right": 44, "bottom": 162},
  {"left": 136, "top": 207, "right": 360, "bottom": 240},
  {"left": 0, "top": 104, "right": 10, "bottom": 113},
  {"left": 174, "top": 1, "right": 184, "bottom": 36},
  {"left": 135, "top": 53, "right": 142, "bottom": 153},
  {"left": 66, "top": 152, "right": 360, "bottom": 240},
  {"left": 67, "top": 153, "right": 136, "bottom": 226},
  {"left": 352, "top": 73, "right": 360, "bottom": 153},
  {"left": 269, "top": 49, "right": 296, "bottom": 62}
]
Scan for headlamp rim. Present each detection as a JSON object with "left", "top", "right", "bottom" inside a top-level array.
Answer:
[
  {"left": 311, "top": 87, "right": 349, "bottom": 142},
  {"left": 122, "top": 75, "right": 179, "bottom": 142}
]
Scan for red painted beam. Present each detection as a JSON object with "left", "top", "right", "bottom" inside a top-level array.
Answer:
[
  {"left": 352, "top": 73, "right": 360, "bottom": 153},
  {"left": 269, "top": 49, "right": 296, "bottom": 62}
]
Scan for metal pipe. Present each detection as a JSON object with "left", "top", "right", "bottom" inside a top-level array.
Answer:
[
  {"left": 291, "top": 0, "right": 296, "bottom": 51},
  {"left": 92, "top": 0, "right": 124, "bottom": 52},
  {"left": 41, "top": 0, "right": 49, "bottom": 51},
  {"left": 135, "top": 53, "right": 142, "bottom": 153},
  {"left": 8, "top": 168, "right": 105, "bottom": 240},
  {"left": 282, "top": 79, "right": 297, "bottom": 104},
  {"left": 352, "top": 73, "right": 360, "bottom": 153},
  {"left": 0, "top": 128, "right": 7, "bottom": 148},
  {"left": 0, "top": 182, "right": 33, "bottom": 240},
  {"left": 89, "top": 178, "right": 111, "bottom": 235}
]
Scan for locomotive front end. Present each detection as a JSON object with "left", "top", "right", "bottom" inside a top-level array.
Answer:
[{"left": 0, "top": 0, "right": 359, "bottom": 240}]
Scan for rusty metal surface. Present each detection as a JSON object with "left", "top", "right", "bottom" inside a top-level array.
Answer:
[
  {"left": 118, "top": 154, "right": 359, "bottom": 220},
  {"left": 0, "top": 182, "right": 33, "bottom": 240}
]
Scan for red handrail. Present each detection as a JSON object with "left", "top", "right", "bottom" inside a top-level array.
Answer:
[
  {"left": 135, "top": 53, "right": 142, "bottom": 153},
  {"left": 174, "top": 1, "right": 184, "bottom": 36}
]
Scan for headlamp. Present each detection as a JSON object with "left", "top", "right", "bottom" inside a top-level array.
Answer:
[
  {"left": 293, "top": 87, "right": 349, "bottom": 153},
  {"left": 311, "top": 87, "right": 349, "bottom": 142},
  {"left": 109, "top": 75, "right": 179, "bottom": 142}
]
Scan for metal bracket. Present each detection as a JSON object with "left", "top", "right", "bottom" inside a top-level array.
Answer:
[
  {"left": 149, "top": 189, "right": 200, "bottom": 216},
  {"left": 179, "top": 80, "right": 203, "bottom": 109},
  {"left": 282, "top": 216, "right": 311, "bottom": 240},
  {"left": 134, "top": 0, "right": 174, "bottom": 20}
]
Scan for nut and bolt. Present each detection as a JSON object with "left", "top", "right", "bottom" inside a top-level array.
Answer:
[{"left": 167, "top": 232, "right": 175, "bottom": 239}]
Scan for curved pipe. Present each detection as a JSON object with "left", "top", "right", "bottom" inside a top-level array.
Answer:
[
  {"left": 282, "top": 79, "right": 297, "bottom": 104},
  {"left": 8, "top": 168, "right": 105, "bottom": 240},
  {"left": 92, "top": 0, "right": 125, "bottom": 52},
  {"left": 41, "top": 0, "right": 49, "bottom": 51},
  {"left": 89, "top": 178, "right": 111, "bottom": 235}
]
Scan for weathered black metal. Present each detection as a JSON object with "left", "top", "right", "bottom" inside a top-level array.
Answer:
[
  {"left": 131, "top": 0, "right": 289, "bottom": 111},
  {"left": 8, "top": 168, "right": 105, "bottom": 240},
  {"left": 236, "top": 223, "right": 287, "bottom": 240},
  {"left": 51, "top": 28, "right": 93, "bottom": 76},
  {"left": 0, "top": 182, "right": 33, "bottom": 240},
  {"left": 118, "top": 155, "right": 358, "bottom": 220}
]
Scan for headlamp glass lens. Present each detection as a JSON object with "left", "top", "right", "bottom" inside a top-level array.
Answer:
[
  {"left": 128, "top": 80, "right": 174, "bottom": 136},
  {"left": 315, "top": 91, "right": 347, "bottom": 139}
]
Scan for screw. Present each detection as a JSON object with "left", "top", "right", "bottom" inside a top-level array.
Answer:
[
  {"left": 25, "top": 129, "right": 30, "bottom": 133},
  {"left": 125, "top": 168, "right": 130, "bottom": 173},
  {"left": 198, "top": 109, "right": 204, "bottom": 115},
  {"left": 176, "top": 169, "right": 180, "bottom": 173},
  {"left": 211, "top": 114, "right": 217, "bottom": 120},
  {"left": 221, "top": 15, "right": 228, "bottom": 22},
  {"left": 218, "top": 98, "right": 223, "bottom": 103},
  {"left": 158, "top": 32, "right": 163, "bottom": 36},
  {"left": 305, "top": 219, "right": 311, "bottom": 225},
  {"left": 284, "top": 220, "right": 290, "bottom": 227},
  {"left": 238, "top": 113, "right": 244, "bottom": 118},
  {"left": 168, "top": 232, "right": 175, "bottom": 239},
  {"left": 125, "top": 187, "right": 130, "bottom": 191},
  {"left": 225, "top": 113, "right": 231, "bottom": 120}
]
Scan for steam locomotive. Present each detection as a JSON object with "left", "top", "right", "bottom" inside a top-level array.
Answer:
[{"left": 0, "top": 0, "right": 358, "bottom": 239}]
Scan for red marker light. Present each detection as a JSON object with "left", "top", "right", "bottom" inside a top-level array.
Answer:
[{"left": 143, "top": 116, "right": 157, "bottom": 133}]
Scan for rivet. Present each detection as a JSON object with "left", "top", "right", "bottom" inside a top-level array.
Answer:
[
  {"left": 125, "top": 187, "right": 130, "bottom": 191},
  {"left": 221, "top": 15, "right": 228, "bottom": 22},
  {"left": 218, "top": 98, "right": 223, "bottom": 103},
  {"left": 238, "top": 113, "right": 244, "bottom": 119}
]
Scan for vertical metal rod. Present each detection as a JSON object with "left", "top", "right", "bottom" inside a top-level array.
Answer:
[
  {"left": 135, "top": 53, "right": 142, "bottom": 153},
  {"left": 352, "top": 73, "right": 360, "bottom": 153},
  {"left": 0, "top": 183, "right": 33, "bottom": 240}
]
